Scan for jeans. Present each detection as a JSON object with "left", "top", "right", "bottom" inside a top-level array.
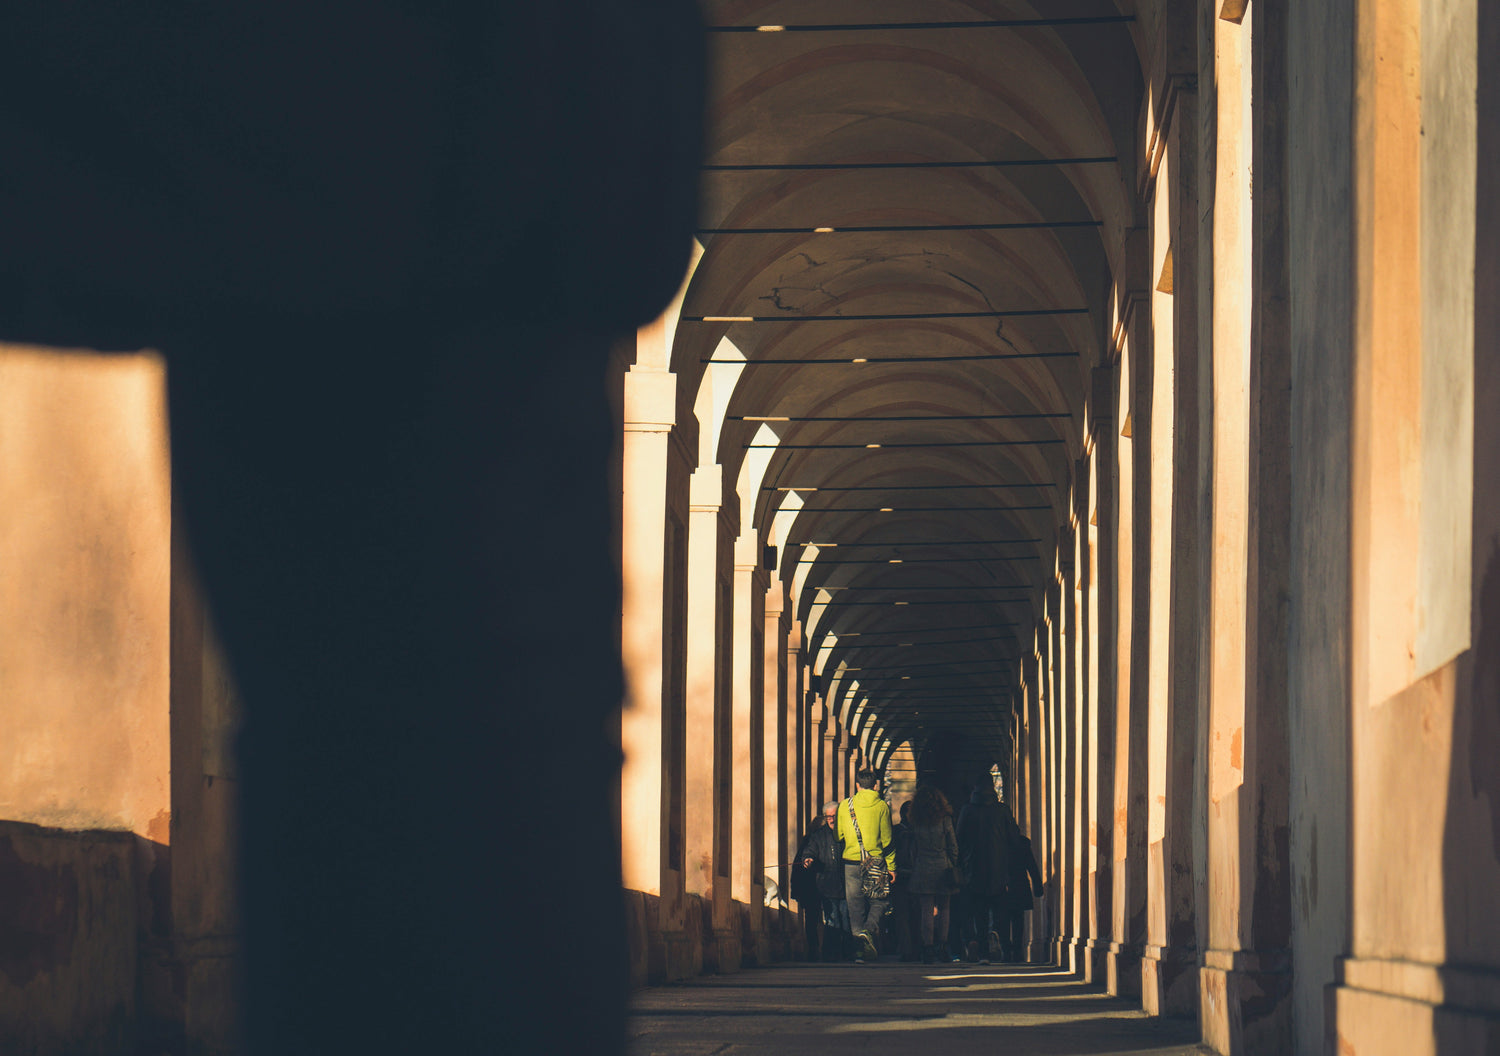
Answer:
[
  {"left": 822, "top": 896, "right": 850, "bottom": 934},
  {"left": 843, "top": 862, "right": 888, "bottom": 938}
]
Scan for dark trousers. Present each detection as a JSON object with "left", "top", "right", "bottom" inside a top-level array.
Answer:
[
  {"left": 799, "top": 900, "right": 821, "bottom": 960},
  {"left": 1001, "top": 907, "right": 1028, "bottom": 961}
]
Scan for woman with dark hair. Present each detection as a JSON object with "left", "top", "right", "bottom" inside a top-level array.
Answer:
[{"left": 905, "top": 785, "right": 959, "bottom": 964}]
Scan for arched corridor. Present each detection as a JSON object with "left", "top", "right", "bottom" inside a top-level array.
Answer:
[
  {"left": 616, "top": 3, "right": 1499, "bottom": 1055},
  {"left": 0, "top": 3, "right": 1496, "bottom": 1055}
]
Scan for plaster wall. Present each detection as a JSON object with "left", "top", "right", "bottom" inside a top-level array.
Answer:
[
  {"left": 0, "top": 348, "right": 171, "bottom": 837},
  {"left": 0, "top": 348, "right": 172, "bottom": 1051}
]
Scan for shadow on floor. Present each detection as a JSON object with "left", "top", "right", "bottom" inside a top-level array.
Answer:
[{"left": 630, "top": 960, "right": 1208, "bottom": 1055}]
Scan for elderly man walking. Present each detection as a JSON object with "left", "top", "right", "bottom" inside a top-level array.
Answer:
[{"left": 837, "top": 769, "right": 896, "bottom": 963}]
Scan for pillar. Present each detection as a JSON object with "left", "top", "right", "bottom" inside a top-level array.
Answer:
[
  {"left": 762, "top": 582, "right": 786, "bottom": 911},
  {"left": 619, "top": 365, "right": 678, "bottom": 904},
  {"left": 730, "top": 532, "right": 765, "bottom": 920},
  {"left": 822, "top": 712, "right": 840, "bottom": 810},
  {"left": 1142, "top": 64, "right": 1204, "bottom": 1018},
  {"left": 1088, "top": 365, "right": 1120, "bottom": 986},
  {"left": 1335, "top": 0, "right": 1494, "bottom": 1050},
  {"left": 786, "top": 625, "right": 805, "bottom": 870},
  {"left": 1199, "top": 3, "right": 1294, "bottom": 1048},
  {"left": 1109, "top": 273, "right": 1152, "bottom": 998},
  {"left": 685, "top": 463, "right": 735, "bottom": 967}
]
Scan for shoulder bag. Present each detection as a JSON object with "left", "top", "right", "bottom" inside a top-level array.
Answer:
[{"left": 846, "top": 798, "right": 891, "bottom": 900}]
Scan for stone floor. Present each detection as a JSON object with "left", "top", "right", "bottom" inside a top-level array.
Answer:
[{"left": 629, "top": 960, "right": 1209, "bottom": 1056}]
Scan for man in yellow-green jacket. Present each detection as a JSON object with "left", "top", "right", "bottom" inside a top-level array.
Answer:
[{"left": 837, "top": 769, "right": 895, "bottom": 962}]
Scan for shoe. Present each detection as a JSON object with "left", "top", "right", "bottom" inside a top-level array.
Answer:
[
  {"left": 854, "top": 954, "right": 865, "bottom": 964},
  {"left": 858, "top": 931, "right": 879, "bottom": 961},
  {"left": 966, "top": 940, "right": 980, "bottom": 963},
  {"left": 921, "top": 944, "right": 935, "bottom": 964}
]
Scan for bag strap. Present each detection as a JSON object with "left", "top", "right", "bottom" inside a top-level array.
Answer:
[{"left": 845, "top": 798, "right": 870, "bottom": 859}]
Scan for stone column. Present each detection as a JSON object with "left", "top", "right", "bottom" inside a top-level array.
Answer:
[
  {"left": 1069, "top": 464, "right": 1097, "bottom": 982},
  {"left": 1052, "top": 572, "right": 1079, "bottom": 972},
  {"left": 762, "top": 581, "right": 786, "bottom": 914},
  {"left": 823, "top": 715, "right": 841, "bottom": 809},
  {"left": 685, "top": 464, "right": 736, "bottom": 969},
  {"left": 730, "top": 532, "right": 765, "bottom": 935},
  {"left": 1109, "top": 275, "right": 1153, "bottom": 998},
  {"left": 786, "top": 625, "right": 805, "bottom": 868},
  {"left": 619, "top": 366, "right": 677, "bottom": 905},
  {"left": 1199, "top": 5, "right": 1293, "bottom": 1049},
  {"left": 1088, "top": 365, "right": 1119, "bottom": 986},
  {"left": 1142, "top": 68, "right": 1205, "bottom": 1018},
  {"left": 1023, "top": 650, "right": 1048, "bottom": 960}
]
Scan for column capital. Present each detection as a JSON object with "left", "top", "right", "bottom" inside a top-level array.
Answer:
[
  {"left": 689, "top": 464, "right": 723, "bottom": 511},
  {"left": 622, "top": 368, "right": 677, "bottom": 431},
  {"left": 763, "top": 583, "right": 784, "bottom": 617},
  {"left": 733, "top": 529, "right": 760, "bottom": 571}
]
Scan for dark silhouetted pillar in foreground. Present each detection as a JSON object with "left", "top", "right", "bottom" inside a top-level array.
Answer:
[{"left": 1, "top": 5, "right": 704, "bottom": 1052}]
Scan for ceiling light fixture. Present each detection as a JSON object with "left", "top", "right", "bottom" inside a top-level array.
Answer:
[{"left": 702, "top": 315, "right": 754, "bottom": 322}]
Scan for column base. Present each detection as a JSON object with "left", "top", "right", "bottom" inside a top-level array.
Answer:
[
  {"left": 1333, "top": 957, "right": 1500, "bottom": 1056},
  {"left": 1066, "top": 937, "right": 1091, "bottom": 977},
  {"left": 1142, "top": 942, "right": 1198, "bottom": 1017},
  {"left": 1198, "top": 948, "right": 1291, "bottom": 1054},
  {"left": 1083, "top": 938, "right": 1111, "bottom": 985},
  {"left": 658, "top": 930, "right": 694, "bottom": 983},
  {"left": 1106, "top": 941, "right": 1144, "bottom": 998}
]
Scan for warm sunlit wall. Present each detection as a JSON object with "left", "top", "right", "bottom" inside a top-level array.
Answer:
[{"left": 0, "top": 347, "right": 171, "bottom": 838}]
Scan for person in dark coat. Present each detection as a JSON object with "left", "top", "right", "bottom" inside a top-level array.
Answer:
[
  {"left": 796, "top": 801, "right": 851, "bottom": 961},
  {"left": 956, "top": 780, "right": 1011, "bottom": 963},
  {"left": 889, "top": 800, "right": 919, "bottom": 960},
  {"left": 905, "top": 786, "right": 960, "bottom": 963},
  {"left": 790, "top": 813, "right": 825, "bottom": 960},
  {"left": 998, "top": 821, "right": 1044, "bottom": 962}
]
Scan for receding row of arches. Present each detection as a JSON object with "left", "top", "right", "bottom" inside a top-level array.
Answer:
[{"left": 614, "top": 4, "right": 1498, "bottom": 1056}]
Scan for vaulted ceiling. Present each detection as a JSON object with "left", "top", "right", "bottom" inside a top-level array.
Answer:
[{"left": 674, "top": 0, "right": 1145, "bottom": 778}]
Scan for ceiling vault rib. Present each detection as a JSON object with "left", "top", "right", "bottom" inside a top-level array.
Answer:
[
  {"left": 741, "top": 413, "right": 1069, "bottom": 423},
  {"left": 791, "top": 539, "right": 1044, "bottom": 547},
  {"left": 704, "top": 352, "right": 1075, "bottom": 364},
  {"left": 689, "top": 308, "right": 1087, "bottom": 322},
  {"left": 746, "top": 441, "right": 1063, "bottom": 449},
  {"left": 768, "top": 483, "right": 1057, "bottom": 491},
  {"left": 702, "top": 157, "right": 1117, "bottom": 171},
  {"left": 706, "top": 16, "right": 1136, "bottom": 32},
  {"left": 696, "top": 220, "right": 1101, "bottom": 235},
  {"left": 816, "top": 603, "right": 1026, "bottom": 612},
  {"left": 805, "top": 557, "right": 1037, "bottom": 566}
]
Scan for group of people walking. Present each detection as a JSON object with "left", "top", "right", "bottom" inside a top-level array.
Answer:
[{"left": 791, "top": 770, "right": 1044, "bottom": 965}]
